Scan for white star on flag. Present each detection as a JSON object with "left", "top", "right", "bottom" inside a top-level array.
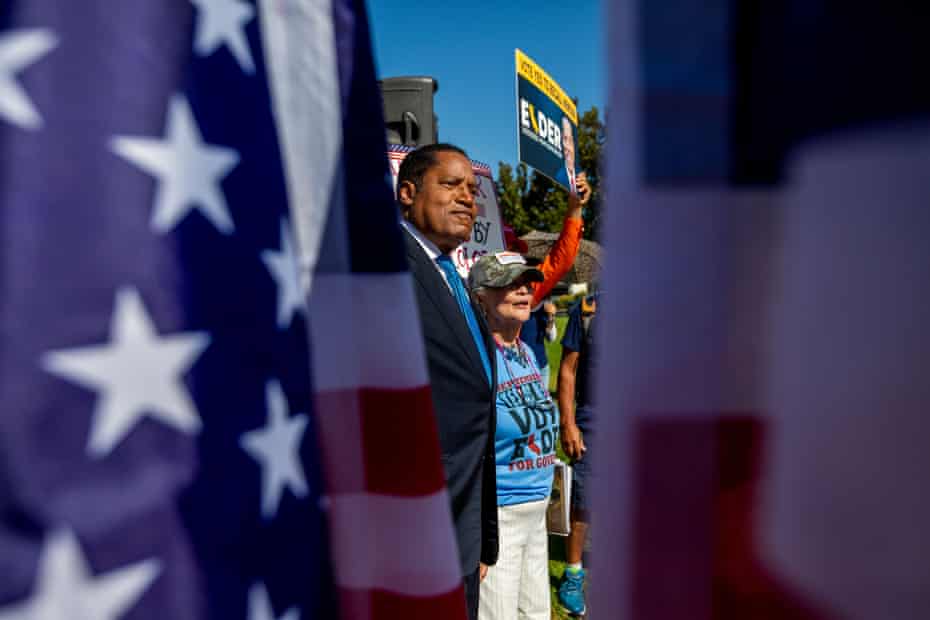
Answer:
[
  {"left": 240, "top": 380, "right": 309, "bottom": 519},
  {"left": 0, "top": 28, "right": 58, "bottom": 130},
  {"left": 0, "top": 529, "right": 160, "bottom": 620},
  {"left": 190, "top": 0, "right": 256, "bottom": 73},
  {"left": 110, "top": 94, "right": 240, "bottom": 235},
  {"left": 247, "top": 582, "right": 298, "bottom": 620},
  {"left": 262, "top": 219, "right": 306, "bottom": 329},
  {"left": 41, "top": 287, "right": 210, "bottom": 458}
]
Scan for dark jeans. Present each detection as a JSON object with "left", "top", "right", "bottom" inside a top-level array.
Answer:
[
  {"left": 464, "top": 567, "right": 479, "bottom": 620},
  {"left": 571, "top": 405, "right": 594, "bottom": 521}
]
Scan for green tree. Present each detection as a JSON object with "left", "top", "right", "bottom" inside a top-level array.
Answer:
[{"left": 496, "top": 105, "right": 605, "bottom": 240}]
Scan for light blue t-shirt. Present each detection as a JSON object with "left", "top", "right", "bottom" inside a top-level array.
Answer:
[{"left": 493, "top": 341, "right": 559, "bottom": 506}]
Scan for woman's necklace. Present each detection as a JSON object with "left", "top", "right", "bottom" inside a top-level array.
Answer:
[{"left": 494, "top": 338, "right": 540, "bottom": 405}]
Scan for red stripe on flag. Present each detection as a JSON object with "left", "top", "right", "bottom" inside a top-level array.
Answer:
[
  {"left": 316, "top": 389, "right": 366, "bottom": 495},
  {"left": 315, "top": 385, "right": 447, "bottom": 496},
  {"left": 631, "top": 416, "right": 717, "bottom": 620},
  {"left": 359, "top": 385, "right": 446, "bottom": 497},
  {"left": 338, "top": 586, "right": 467, "bottom": 620},
  {"left": 632, "top": 415, "right": 836, "bottom": 620}
]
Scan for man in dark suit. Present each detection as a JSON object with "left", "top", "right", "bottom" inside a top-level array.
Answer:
[{"left": 397, "top": 143, "right": 498, "bottom": 620}]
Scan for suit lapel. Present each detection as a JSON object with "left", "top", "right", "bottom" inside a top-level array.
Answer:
[
  {"left": 475, "top": 301, "right": 498, "bottom": 390},
  {"left": 403, "top": 229, "right": 492, "bottom": 389}
]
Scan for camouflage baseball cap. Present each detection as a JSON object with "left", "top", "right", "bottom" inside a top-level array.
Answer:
[{"left": 468, "top": 252, "right": 544, "bottom": 291}]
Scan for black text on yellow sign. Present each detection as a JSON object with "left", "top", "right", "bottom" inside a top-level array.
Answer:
[{"left": 515, "top": 49, "right": 577, "bottom": 125}]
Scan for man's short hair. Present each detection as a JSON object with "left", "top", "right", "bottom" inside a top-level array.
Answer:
[{"left": 396, "top": 143, "right": 469, "bottom": 201}]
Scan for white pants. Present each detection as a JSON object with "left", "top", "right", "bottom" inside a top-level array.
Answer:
[{"left": 479, "top": 499, "right": 551, "bottom": 620}]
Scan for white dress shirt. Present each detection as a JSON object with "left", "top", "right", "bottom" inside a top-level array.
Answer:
[{"left": 401, "top": 219, "right": 454, "bottom": 292}]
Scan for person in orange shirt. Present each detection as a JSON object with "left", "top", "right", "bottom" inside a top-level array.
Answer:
[
  {"left": 530, "top": 172, "right": 589, "bottom": 305},
  {"left": 506, "top": 172, "right": 591, "bottom": 392}
]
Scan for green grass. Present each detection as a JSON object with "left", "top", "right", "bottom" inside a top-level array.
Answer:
[
  {"left": 544, "top": 315, "right": 569, "bottom": 393},
  {"left": 548, "top": 537, "right": 575, "bottom": 619}
]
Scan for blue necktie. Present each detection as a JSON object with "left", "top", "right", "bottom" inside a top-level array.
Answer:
[{"left": 436, "top": 254, "right": 492, "bottom": 384}]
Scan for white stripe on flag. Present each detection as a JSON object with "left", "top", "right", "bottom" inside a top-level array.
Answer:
[
  {"left": 326, "top": 490, "right": 462, "bottom": 596},
  {"left": 258, "top": 0, "right": 342, "bottom": 292},
  {"left": 309, "top": 273, "right": 430, "bottom": 391}
]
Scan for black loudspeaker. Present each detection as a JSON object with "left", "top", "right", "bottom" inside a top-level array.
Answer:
[{"left": 379, "top": 76, "right": 438, "bottom": 147}]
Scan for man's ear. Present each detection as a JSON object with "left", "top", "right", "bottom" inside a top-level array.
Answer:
[{"left": 397, "top": 180, "right": 417, "bottom": 208}]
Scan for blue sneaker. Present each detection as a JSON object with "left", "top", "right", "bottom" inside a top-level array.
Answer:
[{"left": 557, "top": 567, "right": 586, "bottom": 615}]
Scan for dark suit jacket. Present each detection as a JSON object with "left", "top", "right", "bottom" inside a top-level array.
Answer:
[{"left": 403, "top": 228, "right": 499, "bottom": 575}]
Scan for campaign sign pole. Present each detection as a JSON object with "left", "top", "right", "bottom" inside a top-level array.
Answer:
[{"left": 514, "top": 49, "right": 579, "bottom": 192}]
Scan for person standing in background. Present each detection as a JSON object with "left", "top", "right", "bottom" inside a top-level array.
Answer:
[
  {"left": 556, "top": 294, "right": 597, "bottom": 616},
  {"left": 519, "top": 299, "right": 558, "bottom": 391},
  {"left": 511, "top": 173, "right": 592, "bottom": 389}
]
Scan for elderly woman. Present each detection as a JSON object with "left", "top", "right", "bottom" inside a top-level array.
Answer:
[{"left": 469, "top": 252, "right": 560, "bottom": 620}]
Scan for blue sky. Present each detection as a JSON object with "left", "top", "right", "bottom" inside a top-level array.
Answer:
[{"left": 366, "top": 0, "right": 606, "bottom": 172}]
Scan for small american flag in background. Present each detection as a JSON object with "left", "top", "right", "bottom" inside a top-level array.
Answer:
[{"left": 0, "top": 0, "right": 463, "bottom": 618}]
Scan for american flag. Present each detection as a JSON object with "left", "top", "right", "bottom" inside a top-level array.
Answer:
[
  {"left": 595, "top": 1, "right": 929, "bottom": 619},
  {"left": 0, "top": 0, "right": 462, "bottom": 619},
  {"left": 303, "top": 1, "right": 466, "bottom": 618}
]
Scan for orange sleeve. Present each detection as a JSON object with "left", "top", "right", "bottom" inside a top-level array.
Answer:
[{"left": 532, "top": 215, "right": 583, "bottom": 305}]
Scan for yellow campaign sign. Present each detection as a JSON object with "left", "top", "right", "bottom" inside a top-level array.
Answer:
[
  {"left": 515, "top": 49, "right": 577, "bottom": 125},
  {"left": 515, "top": 48, "right": 578, "bottom": 191}
]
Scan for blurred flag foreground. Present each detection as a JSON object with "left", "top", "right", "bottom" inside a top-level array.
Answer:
[
  {"left": 595, "top": 2, "right": 929, "bottom": 619},
  {"left": 0, "top": 1, "right": 462, "bottom": 619}
]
